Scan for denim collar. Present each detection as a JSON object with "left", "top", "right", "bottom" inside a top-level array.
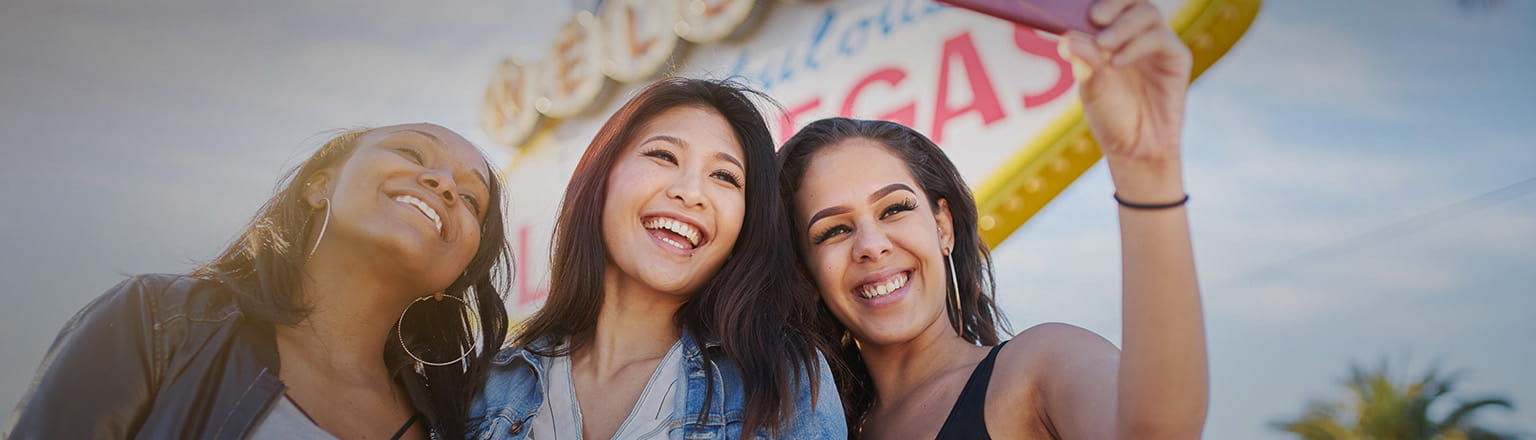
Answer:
[{"left": 490, "top": 329, "right": 736, "bottom": 426}]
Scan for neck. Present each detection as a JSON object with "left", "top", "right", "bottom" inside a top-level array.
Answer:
[
  {"left": 577, "top": 264, "right": 687, "bottom": 376},
  {"left": 276, "top": 248, "right": 420, "bottom": 384},
  {"left": 858, "top": 318, "right": 980, "bottom": 406}
]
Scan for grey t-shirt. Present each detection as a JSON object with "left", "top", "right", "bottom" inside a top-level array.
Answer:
[{"left": 247, "top": 396, "right": 340, "bottom": 440}]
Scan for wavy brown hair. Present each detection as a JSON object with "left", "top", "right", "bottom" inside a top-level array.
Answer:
[
  {"left": 514, "top": 78, "right": 830, "bottom": 437},
  {"left": 777, "top": 117, "right": 1009, "bottom": 433},
  {"left": 193, "top": 127, "right": 511, "bottom": 440}
]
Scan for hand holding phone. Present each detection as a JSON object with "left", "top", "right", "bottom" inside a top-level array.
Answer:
[{"left": 937, "top": 0, "right": 1099, "bottom": 35}]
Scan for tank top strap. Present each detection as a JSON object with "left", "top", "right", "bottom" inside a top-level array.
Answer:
[{"left": 933, "top": 340, "right": 1010, "bottom": 440}]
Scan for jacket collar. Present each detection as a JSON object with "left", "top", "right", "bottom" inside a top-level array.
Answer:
[{"left": 493, "top": 329, "right": 737, "bottom": 426}]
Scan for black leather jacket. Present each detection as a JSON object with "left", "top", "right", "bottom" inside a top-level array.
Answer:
[{"left": 8, "top": 274, "right": 286, "bottom": 439}]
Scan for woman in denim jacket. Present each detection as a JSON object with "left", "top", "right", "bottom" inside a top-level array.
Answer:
[{"left": 469, "top": 78, "right": 845, "bottom": 439}]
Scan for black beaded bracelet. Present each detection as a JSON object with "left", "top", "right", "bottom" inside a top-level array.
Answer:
[{"left": 1114, "top": 193, "right": 1189, "bottom": 210}]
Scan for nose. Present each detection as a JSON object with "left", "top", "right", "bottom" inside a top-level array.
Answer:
[
  {"left": 420, "top": 171, "right": 456, "bottom": 205},
  {"left": 851, "top": 222, "right": 892, "bottom": 263},
  {"left": 665, "top": 171, "right": 708, "bottom": 209}
]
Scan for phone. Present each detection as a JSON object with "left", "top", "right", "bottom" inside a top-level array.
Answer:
[{"left": 937, "top": 0, "right": 1099, "bottom": 35}]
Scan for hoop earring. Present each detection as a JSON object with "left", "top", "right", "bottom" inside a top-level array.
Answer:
[
  {"left": 397, "top": 294, "right": 474, "bottom": 376},
  {"left": 946, "top": 250, "right": 964, "bottom": 336},
  {"left": 306, "top": 198, "right": 330, "bottom": 261}
]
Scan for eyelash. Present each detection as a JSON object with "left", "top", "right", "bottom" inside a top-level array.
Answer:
[
  {"left": 396, "top": 147, "right": 424, "bottom": 164},
  {"left": 642, "top": 148, "right": 676, "bottom": 164},
  {"left": 712, "top": 170, "right": 743, "bottom": 189},
  {"left": 643, "top": 148, "right": 743, "bottom": 189},
  {"left": 882, "top": 198, "right": 918, "bottom": 219},
  {"left": 811, "top": 225, "right": 851, "bottom": 245},
  {"left": 461, "top": 194, "right": 481, "bottom": 216},
  {"left": 810, "top": 198, "right": 919, "bottom": 245}
]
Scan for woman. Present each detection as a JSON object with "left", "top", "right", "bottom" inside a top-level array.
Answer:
[
  {"left": 9, "top": 123, "right": 511, "bottom": 440},
  {"left": 778, "top": 1, "right": 1207, "bottom": 439},
  {"left": 470, "top": 78, "right": 844, "bottom": 439}
]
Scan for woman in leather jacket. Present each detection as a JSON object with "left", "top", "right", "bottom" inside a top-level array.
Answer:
[{"left": 9, "top": 123, "right": 512, "bottom": 440}]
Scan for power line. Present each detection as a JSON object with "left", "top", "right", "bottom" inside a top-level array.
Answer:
[{"left": 1213, "top": 176, "right": 1536, "bottom": 290}]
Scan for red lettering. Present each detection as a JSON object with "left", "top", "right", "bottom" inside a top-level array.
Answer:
[
  {"left": 701, "top": 0, "right": 730, "bottom": 15},
  {"left": 932, "top": 32, "right": 1004, "bottom": 144},
  {"left": 841, "top": 67, "right": 916, "bottom": 127},
  {"left": 516, "top": 225, "right": 547, "bottom": 306},
  {"left": 1013, "top": 26, "right": 1074, "bottom": 108},
  {"left": 778, "top": 97, "right": 823, "bottom": 142}
]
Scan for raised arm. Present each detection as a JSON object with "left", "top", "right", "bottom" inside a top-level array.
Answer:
[{"left": 1047, "top": 0, "right": 1208, "bottom": 438}]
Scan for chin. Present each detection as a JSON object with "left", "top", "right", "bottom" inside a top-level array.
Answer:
[
  {"left": 642, "top": 274, "right": 705, "bottom": 297},
  {"left": 846, "top": 312, "right": 931, "bottom": 345}
]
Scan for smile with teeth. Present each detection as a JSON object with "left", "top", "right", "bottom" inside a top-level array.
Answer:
[
  {"left": 642, "top": 217, "right": 701, "bottom": 250},
  {"left": 856, "top": 272, "right": 909, "bottom": 299},
  {"left": 395, "top": 195, "right": 442, "bottom": 233}
]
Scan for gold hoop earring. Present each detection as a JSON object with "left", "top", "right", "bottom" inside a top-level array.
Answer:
[
  {"left": 397, "top": 294, "right": 474, "bottom": 376},
  {"left": 946, "top": 249, "right": 963, "bottom": 336},
  {"left": 306, "top": 198, "right": 330, "bottom": 261}
]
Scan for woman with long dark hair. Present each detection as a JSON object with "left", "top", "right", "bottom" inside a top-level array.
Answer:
[
  {"left": 470, "top": 78, "right": 844, "bottom": 439},
  {"left": 778, "top": 1, "right": 1208, "bottom": 438},
  {"left": 10, "top": 123, "right": 511, "bottom": 439}
]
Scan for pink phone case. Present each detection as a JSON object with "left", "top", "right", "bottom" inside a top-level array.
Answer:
[{"left": 938, "top": 0, "right": 1098, "bottom": 35}]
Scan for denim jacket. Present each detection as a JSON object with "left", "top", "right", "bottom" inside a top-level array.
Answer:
[{"left": 468, "top": 332, "right": 846, "bottom": 439}]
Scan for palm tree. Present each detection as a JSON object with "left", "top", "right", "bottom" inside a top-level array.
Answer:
[{"left": 1273, "top": 360, "right": 1521, "bottom": 440}]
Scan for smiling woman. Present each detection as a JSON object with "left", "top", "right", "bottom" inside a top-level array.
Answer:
[
  {"left": 470, "top": 78, "right": 845, "bottom": 439},
  {"left": 778, "top": 1, "right": 1210, "bottom": 439},
  {"left": 7, "top": 124, "right": 512, "bottom": 440}
]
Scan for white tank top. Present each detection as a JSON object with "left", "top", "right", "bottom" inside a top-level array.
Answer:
[{"left": 530, "top": 339, "right": 686, "bottom": 439}]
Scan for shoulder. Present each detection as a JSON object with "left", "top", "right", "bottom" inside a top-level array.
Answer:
[
  {"left": 95, "top": 273, "right": 238, "bottom": 320},
  {"left": 988, "top": 323, "right": 1120, "bottom": 406},
  {"left": 484, "top": 343, "right": 545, "bottom": 383},
  {"left": 65, "top": 274, "right": 230, "bottom": 333},
  {"left": 470, "top": 344, "right": 548, "bottom": 437},
  {"left": 1002, "top": 322, "right": 1119, "bottom": 370},
  {"left": 479, "top": 343, "right": 550, "bottom": 400}
]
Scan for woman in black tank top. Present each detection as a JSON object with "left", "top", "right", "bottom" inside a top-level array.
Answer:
[{"left": 777, "top": 1, "right": 1209, "bottom": 438}]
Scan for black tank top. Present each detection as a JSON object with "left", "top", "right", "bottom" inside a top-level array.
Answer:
[{"left": 933, "top": 341, "right": 1009, "bottom": 440}]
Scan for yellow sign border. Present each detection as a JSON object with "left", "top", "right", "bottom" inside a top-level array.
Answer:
[{"left": 973, "top": 0, "right": 1262, "bottom": 247}]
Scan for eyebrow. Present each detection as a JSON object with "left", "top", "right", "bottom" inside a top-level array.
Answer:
[
  {"left": 869, "top": 183, "right": 915, "bottom": 204},
  {"left": 804, "top": 183, "right": 917, "bottom": 233},
  {"left": 468, "top": 167, "right": 491, "bottom": 193},
  {"left": 398, "top": 129, "right": 442, "bottom": 143},
  {"left": 641, "top": 134, "right": 686, "bottom": 148},
  {"left": 715, "top": 152, "right": 743, "bottom": 170},
  {"left": 642, "top": 135, "right": 744, "bottom": 170},
  {"left": 393, "top": 129, "right": 490, "bottom": 192},
  {"left": 806, "top": 207, "right": 851, "bottom": 232}
]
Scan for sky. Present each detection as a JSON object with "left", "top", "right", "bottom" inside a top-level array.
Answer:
[{"left": 1, "top": 0, "right": 1533, "bottom": 438}]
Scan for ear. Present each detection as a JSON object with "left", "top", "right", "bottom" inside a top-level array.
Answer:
[
  {"left": 302, "top": 171, "right": 335, "bottom": 210},
  {"left": 934, "top": 198, "right": 955, "bottom": 255}
]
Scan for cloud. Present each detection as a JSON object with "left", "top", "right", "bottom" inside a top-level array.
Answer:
[{"left": 1211, "top": 17, "right": 1408, "bottom": 120}]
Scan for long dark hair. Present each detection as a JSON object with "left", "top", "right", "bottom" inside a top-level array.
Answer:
[
  {"left": 777, "top": 117, "right": 1008, "bottom": 431},
  {"left": 193, "top": 127, "right": 511, "bottom": 440},
  {"left": 515, "top": 78, "right": 829, "bottom": 437}
]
